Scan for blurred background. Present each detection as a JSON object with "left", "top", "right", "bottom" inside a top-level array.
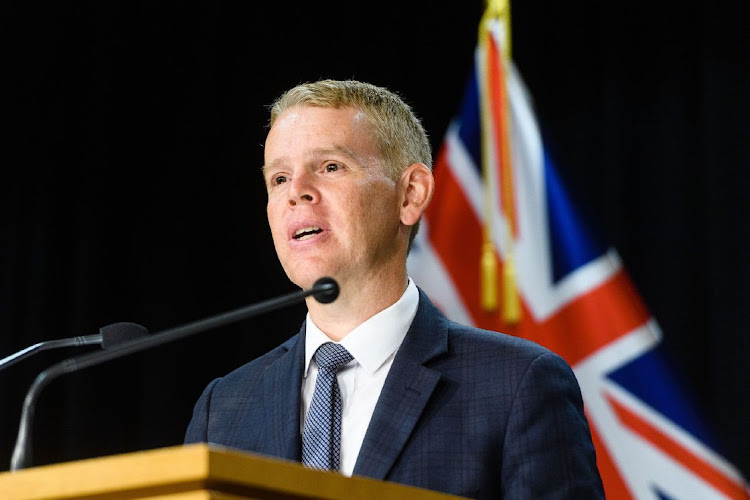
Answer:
[{"left": 2, "top": 0, "right": 747, "bottom": 480}]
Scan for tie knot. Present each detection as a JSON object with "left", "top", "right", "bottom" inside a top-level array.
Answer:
[{"left": 315, "top": 342, "right": 353, "bottom": 372}]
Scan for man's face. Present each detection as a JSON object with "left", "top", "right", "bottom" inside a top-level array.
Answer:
[{"left": 264, "top": 105, "right": 404, "bottom": 291}]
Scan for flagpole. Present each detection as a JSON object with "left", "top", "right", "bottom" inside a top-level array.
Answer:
[
  {"left": 479, "top": 6, "right": 499, "bottom": 313},
  {"left": 479, "top": 0, "right": 521, "bottom": 323}
]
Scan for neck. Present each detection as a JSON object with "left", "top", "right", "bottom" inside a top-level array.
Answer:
[{"left": 306, "top": 266, "right": 409, "bottom": 341}]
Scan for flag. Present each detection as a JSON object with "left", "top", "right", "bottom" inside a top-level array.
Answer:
[{"left": 406, "top": 1, "right": 750, "bottom": 498}]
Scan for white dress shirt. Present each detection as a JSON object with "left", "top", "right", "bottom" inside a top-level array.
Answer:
[{"left": 301, "top": 278, "right": 419, "bottom": 476}]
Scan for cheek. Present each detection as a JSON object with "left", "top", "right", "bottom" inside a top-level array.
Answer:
[
  {"left": 266, "top": 204, "right": 285, "bottom": 240},
  {"left": 352, "top": 189, "right": 399, "bottom": 237}
]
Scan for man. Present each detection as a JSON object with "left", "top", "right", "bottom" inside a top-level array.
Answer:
[{"left": 185, "top": 79, "right": 605, "bottom": 498}]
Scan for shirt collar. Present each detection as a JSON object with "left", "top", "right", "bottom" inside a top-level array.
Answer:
[{"left": 304, "top": 278, "right": 419, "bottom": 376}]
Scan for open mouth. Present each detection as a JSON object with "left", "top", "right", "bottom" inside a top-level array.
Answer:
[{"left": 293, "top": 226, "right": 323, "bottom": 241}]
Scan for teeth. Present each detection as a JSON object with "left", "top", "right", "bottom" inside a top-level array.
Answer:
[{"left": 294, "top": 226, "right": 322, "bottom": 240}]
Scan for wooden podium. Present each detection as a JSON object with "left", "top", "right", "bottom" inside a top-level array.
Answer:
[{"left": 0, "top": 443, "right": 462, "bottom": 499}]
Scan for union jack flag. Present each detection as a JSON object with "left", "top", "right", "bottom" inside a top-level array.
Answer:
[{"left": 406, "top": 3, "right": 750, "bottom": 498}]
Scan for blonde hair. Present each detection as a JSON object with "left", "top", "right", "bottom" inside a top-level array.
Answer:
[{"left": 268, "top": 79, "right": 432, "bottom": 180}]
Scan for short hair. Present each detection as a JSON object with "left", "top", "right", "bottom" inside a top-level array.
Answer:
[{"left": 268, "top": 79, "right": 432, "bottom": 180}]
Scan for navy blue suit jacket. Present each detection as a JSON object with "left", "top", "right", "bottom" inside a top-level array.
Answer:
[{"left": 185, "top": 290, "right": 604, "bottom": 498}]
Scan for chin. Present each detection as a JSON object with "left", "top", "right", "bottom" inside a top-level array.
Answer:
[
  {"left": 283, "top": 260, "right": 339, "bottom": 291},
  {"left": 285, "top": 270, "right": 325, "bottom": 291}
]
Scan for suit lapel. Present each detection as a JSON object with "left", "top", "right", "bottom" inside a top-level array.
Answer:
[
  {"left": 262, "top": 324, "right": 306, "bottom": 461},
  {"left": 353, "top": 290, "right": 449, "bottom": 479}
]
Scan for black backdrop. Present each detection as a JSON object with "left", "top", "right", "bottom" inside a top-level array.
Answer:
[{"left": 2, "top": 0, "right": 748, "bottom": 480}]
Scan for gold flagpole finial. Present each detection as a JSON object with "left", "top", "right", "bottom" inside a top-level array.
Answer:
[{"left": 484, "top": 0, "right": 512, "bottom": 59}]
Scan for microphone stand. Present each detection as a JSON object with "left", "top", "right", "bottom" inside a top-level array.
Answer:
[{"left": 10, "top": 278, "right": 338, "bottom": 471}]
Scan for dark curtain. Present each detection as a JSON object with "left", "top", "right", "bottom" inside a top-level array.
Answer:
[{"left": 2, "top": 1, "right": 747, "bottom": 480}]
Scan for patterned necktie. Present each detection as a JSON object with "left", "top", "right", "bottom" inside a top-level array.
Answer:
[{"left": 302, "top": 342, "right": 353, "bottom": 471}]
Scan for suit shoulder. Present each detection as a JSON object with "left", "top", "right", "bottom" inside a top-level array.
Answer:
[
  {"left": 434, "top": 320, "right": 582, "bottom": 404},
  {"left": 440, "top": 319, "right": 579, "bottom": 384},
  {"left": 446, "top": 320, "right": 555, "bottom": 359}
]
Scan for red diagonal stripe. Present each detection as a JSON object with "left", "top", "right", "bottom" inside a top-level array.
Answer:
[
  {"left": 508, "top": 270, "right": 652, "bottom": 366},
  {"left": 607, "top": 394, "right": 750, "bottom": 499}
]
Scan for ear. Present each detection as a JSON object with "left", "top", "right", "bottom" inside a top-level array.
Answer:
[{"left": 398, "top": 163, "right": 435, "bottom": 226}]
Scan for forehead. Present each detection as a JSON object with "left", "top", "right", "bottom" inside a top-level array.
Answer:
[
  {"left": 264, "top": 105, "right": 378, "bottom": 164},
  {"left": 271, "top": 104, "right": 365, "bottom": 128}
]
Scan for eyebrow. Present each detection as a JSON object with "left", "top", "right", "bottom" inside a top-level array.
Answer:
[{"left": 261, "top": 145, "right": 364, "bottom": 176}]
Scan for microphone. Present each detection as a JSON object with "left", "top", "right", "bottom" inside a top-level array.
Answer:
[
  {"left": 10, "top": 277, "right": 339, "bottom": 471},
  {"left": 0, "top": 322, "right": 150, "bottom": 372},
  {"left": 100, "top": 322, "right": 150, "bottom": 349}
]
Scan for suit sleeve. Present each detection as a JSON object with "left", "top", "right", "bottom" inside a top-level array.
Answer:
[
  {"left": 501, "top": 352, "right": 605, "bottom": 499},
  {"left": 184, "top": 378, "right": 220, "bottom": 444}
]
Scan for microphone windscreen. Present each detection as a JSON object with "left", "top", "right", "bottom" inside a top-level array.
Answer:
[
  {"left": 312, "top": 277, "right": 339, "bottom": 304},
  {"left": 100, "top": 322, "right": 150, "bottom": 349}
]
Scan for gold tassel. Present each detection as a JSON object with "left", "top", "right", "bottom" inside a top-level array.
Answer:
[
  {"left": 481, "top": 239, "right": 498, "bottom": 311},
  {"left": 502, "top": 252, "right": 521, "bottom": 323}
]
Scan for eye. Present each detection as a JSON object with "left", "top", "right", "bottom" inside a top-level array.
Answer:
[
  {"left": 324, "top": 163, "right": 341, "bottom": 173},
  {"left": 272, "top": 175, "right": 288, "bottom": 185}
]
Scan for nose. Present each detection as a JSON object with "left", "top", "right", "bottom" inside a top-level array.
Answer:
[{"left": 287, "top": 171, "right": 318, "bottom": 207}]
